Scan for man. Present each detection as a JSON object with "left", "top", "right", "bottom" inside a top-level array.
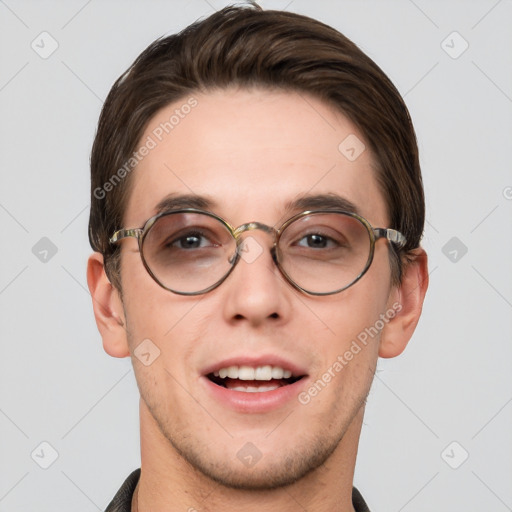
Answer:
[{"left": 87, "top": 3, "right": 428, "bottom": 511}]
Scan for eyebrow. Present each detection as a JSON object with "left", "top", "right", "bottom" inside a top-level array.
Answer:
[
  {"left": 284, "top": 193, "right": 360, "bottom": 216},
  {"left": 154, "top": 193, "right": 217, "bottom": 215}
]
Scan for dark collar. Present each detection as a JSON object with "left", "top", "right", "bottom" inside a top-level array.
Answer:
[{"left": 105, "top": 469, "right": 370, "bottom": 511}]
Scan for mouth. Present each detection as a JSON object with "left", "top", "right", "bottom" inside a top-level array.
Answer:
[
  {"left": 200, "top": 356, "right": 309, "bottom": 412},
  {"left": 207, "top": 364, "right": 305, "bottom": 393}
]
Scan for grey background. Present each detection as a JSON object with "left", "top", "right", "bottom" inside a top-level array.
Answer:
[{"left": 1, "top": 0, "right": 511, "bottom": 510}]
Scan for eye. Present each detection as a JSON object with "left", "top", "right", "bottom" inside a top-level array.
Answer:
[
  {"left": 168, "top": 231, "right": 216, "bottom": 250},
  {"left": 296, "top": 233, "right": 339, "bottom": 249}
]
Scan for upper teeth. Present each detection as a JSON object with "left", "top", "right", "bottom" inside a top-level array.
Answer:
[{"left": 214, "top": 365, "right": 292, "bottom": 380}]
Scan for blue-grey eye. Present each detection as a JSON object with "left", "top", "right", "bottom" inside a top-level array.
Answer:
[
  {"left": 170, "top": 232, "right": 212, "bottom": 249},
  {"left": 296, "top": 234, "right": 335, "bottom": 249}
]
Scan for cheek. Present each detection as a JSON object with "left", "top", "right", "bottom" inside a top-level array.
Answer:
[
  {"left": 121, "top": 282, "right": 201, "bottom": 421},
  {"left": 120, "top": 252, "right": 212, "bottom": 380},
  {"left": 308, "top": 254, "right": 392, "bottom": 373},
  {"left": 320, "top": 283, "right": 390, "bottom": 347},
  {"left": 121, "top": 251, "right": 194, "bottom": 338}
]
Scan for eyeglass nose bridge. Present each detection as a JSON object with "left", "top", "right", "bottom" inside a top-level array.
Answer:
[
  {"left": 231, "top": 221, "right": 279, "bottom": 262},
  {"left": 233, "top": 221, "right": 277, "bottom": 240}
]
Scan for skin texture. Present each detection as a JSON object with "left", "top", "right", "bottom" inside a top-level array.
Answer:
[{"left": 88, "top": 87, "right": 428, "bottom": 512}]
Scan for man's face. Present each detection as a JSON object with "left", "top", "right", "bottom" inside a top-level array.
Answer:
[{"left": 118, "top": 87, "right": 396, "bottom": 489}]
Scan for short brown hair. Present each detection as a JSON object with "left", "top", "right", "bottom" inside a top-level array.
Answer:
[{"left": 89, "top": 3, "right": 424, "bottom": 289}]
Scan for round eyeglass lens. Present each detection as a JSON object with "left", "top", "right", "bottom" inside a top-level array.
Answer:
[
  {"left": 276, "top": 212, "right": 372, "bottom": 294},
  {"left": 141, "top": 212, "right": 237, "bottom": 294}
]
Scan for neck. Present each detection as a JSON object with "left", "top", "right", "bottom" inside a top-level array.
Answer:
[{"left": 135, "top": 399, "right": 363, "bottom": 512}]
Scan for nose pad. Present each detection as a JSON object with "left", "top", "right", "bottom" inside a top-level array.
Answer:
[
  {"left": 270, "top": 245, "right": 278, "bottom": 265},
  {"left": 228, "top": 249, "right": 238, "bottom": 265}
]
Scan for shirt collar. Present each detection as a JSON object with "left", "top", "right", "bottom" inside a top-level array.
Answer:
[{"left": 104, "top": 468, "right": 371, "bottom": 512}]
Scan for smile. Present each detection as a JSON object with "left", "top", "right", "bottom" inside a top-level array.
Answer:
[{"left": 208, "top": 364, "right": 303, "bottom": 393}]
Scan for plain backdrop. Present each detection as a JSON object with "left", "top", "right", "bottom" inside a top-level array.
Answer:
[{"left": 0, "top": 1, "right": 511, "bottom": 511}]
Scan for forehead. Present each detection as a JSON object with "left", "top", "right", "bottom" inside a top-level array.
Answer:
[{"left": 124, "top": 87, "right": 388, "bottom": 227}]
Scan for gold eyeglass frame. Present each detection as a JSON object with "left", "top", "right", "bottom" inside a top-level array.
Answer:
[{"left": 110, "top": 208, "right": 406, "bottom": 296}]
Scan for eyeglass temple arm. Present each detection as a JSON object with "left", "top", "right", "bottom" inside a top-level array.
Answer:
[
  {"left": 373, "top": 228, "right": 406, "bottom": 249},
  {"left": 110, "top": 228, "right": 143, "bottom": 244}
]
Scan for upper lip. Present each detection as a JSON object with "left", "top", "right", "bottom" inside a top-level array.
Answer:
[{"left": 201, "top": 354, "right": 308, "bottom": 378}]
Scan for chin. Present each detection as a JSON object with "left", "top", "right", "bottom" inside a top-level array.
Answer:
[{"left": 168, "top": 432, "right": 342, "bottom": 491}]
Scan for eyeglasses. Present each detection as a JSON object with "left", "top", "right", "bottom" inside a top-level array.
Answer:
[{"left": 109, "top": 208, "right": 406, "bottom": 296}]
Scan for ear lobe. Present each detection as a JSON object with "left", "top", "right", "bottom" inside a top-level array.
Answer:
[
  {"left": 87, "top": 252, "right": 130, "bottom": 358},
  {"left": 379, "top": 248, "right": 429, "bottom": 359}
]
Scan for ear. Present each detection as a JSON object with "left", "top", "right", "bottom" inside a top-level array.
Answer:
[
  {"left": 379, "top": 248, "right": 428, "bottom": 358},
  {"left": 87, "top": 252, "right": 130, "bottom": 358}
]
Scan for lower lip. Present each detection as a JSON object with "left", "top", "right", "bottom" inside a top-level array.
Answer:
[{"left": 201, "top": 376, "right": 308, "bottom": 413}]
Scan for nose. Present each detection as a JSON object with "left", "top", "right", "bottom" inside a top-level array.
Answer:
[{"left": 221, "top": 231, "right": 292, "bottom": 327}]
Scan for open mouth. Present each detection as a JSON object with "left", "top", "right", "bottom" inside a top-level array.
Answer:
[{"left": 207, "top": 365, "right": 305, "bottom": 393}]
